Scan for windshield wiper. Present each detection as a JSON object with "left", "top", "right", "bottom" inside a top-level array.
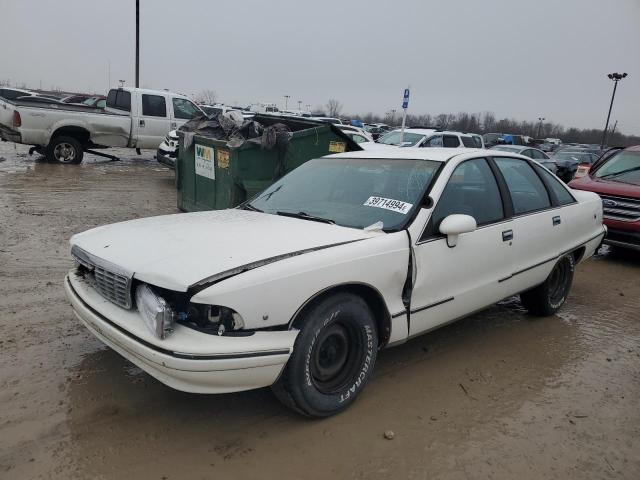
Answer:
[
  {"left": 241, "top": 203, "right": 263, "bottom": 212},
  {"left": 276, "top": 211, "right": 335, "bottom": 224},
  {"left": 599, "top": 166, "right": 640, "bottom": 179}
]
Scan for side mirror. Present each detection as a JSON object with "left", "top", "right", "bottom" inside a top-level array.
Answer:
[{"left": 439, "top": 214, "right": 477, "bottom": 247}]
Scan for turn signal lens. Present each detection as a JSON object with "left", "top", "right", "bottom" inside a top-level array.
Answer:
[{"left": 136, "top": 284, "right": 175, "bottom": 339}]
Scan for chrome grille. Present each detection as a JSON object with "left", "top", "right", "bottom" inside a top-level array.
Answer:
[
  {"left": 71, "top": 245, "right": 133, "bottom": 309},
  {"left": 599, "top": 194, "right": 640, "bottom": 222}
]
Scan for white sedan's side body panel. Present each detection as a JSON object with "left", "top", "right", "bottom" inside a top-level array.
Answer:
[{"left": 191, "top": 231, "right": 410, "bottom": 344}]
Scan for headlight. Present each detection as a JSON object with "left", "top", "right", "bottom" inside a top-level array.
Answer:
[
  {"left": 185, "top": 304, "right": 244, "bottom": 335},
  {"left": 136, "top": 284, "right": 175, "bottom": 339}
]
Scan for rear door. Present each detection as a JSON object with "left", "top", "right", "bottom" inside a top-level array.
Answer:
[
  {"left": 491, "top": 157, "right": 561, "bottom": 295},
  {"left": 134, "top": 93, "right": 171, "bottom": 149}
]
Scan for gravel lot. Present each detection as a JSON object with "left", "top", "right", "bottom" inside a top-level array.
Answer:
[{"left": 1, "top": 143, "right": 639, "bottom": 479}]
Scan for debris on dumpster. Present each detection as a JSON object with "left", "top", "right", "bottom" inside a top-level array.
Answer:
[{"left": 179, "top": 111, "right": 292, "bottom": 151}]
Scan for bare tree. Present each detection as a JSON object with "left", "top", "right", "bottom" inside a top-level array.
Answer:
[
  {"left": 326, "top": 99, "right": 343, "bottom": 118},
  {"left": 195, "top": 89, "right": 218, "bottom": 105}
]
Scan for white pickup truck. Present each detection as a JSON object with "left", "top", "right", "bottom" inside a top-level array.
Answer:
[{"left": 0, "top": 87, "right": 204, "bottom": 163}]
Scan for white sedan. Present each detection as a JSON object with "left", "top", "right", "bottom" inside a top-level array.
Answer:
[{"left": 65, "top": 148, "right": 605, "bottom": 417}]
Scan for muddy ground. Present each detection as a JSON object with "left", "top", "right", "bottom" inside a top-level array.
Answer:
[{"left": 1, "top": 143, "right": 639, "bottom": 480}]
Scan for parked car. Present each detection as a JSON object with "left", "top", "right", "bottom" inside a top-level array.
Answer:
[
  {"left": 0, "top": 87, "right": 35, "bottom": 100},
  {"left": 377, "top": 128, "right": 477, "bottom": 148},
  {"left": 469, "top": 133, "right": 485, "bottom": 149},
  {"left": 483, "top": 132, "right": 504, "bottom": 148},
  {"left": 552, "top": 150, "right": 599, "bottom": 182},
  {"left": 65, "top": 147, "right": 604, "bottom": 417},
  {"left": 0, "top": 87, "right": 205, "bottom": 164},
  {"left": 569, "top": 145, "right": 640, "bottom": 251},
  {"left": 62, "top": 94, "right": 94, "bottom": 104},
  {"left": 14, "top": 95, "right": 64, "bottom": 104},
  {"left": 82, "top": 96, "right": 107, "bottom": 108},
  {"left": 491, "top": 145, "right": 558, "bottom": 174}
]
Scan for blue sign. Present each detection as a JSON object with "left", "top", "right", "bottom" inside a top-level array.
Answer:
[{"left": 402, "top": 88, "right": 410, "bottom": 109}]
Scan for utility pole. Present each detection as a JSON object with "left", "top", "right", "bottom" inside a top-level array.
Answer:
[
  {"left": 283, "top": 95, "right": 290, "bottom": 109},
  {"left": 107, "top": 59, "right": 111, "bottom": 90},
  {"left": 135, "top": 0, "right": 140, "bottom": 88},
  {"left": 601, "top": 72, "right": 627, "bottom": 149},
  {"left": 537, "top": 117, "right": 545, "bottom": 138}
]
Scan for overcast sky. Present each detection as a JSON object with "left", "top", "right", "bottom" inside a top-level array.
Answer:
[{"left": 2, "top": 0, "right": 639, "bottom": 134}]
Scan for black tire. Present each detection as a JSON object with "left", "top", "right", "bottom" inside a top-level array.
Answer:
[
  {"left": 272, "top": 293, "right": 378, "bottom": 418},
  {"left": 46, "top": 136, "right": 84, "bottom": 164},
  {"left": 520, "top": 255, "right": 575, "bottom": 316}
]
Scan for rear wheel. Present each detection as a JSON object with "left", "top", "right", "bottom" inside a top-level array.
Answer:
[
  {"left": 520, "top": 255, "right": 575, "bottom": 316},
  {"left": 46, "top": 136, "right": 84, "bottom": 164},
  {"left": 272, "top": 293, "right": 378, "bottom": 417}
]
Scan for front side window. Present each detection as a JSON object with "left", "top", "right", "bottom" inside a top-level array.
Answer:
[
  {"left": 142, "top": 94, "right": 167, "bottom": 117},
  {"left": 424, "top": 136, "right": 443, "bottom": 147},
  {"left": 494, "top": 157, "right": 551, "bottom": 214},
  {"left": 172, "top": 98, "right": 200, "bottom": 119},
  {"left": 249, "top": 158, "right": 441, "bottom": 231},
  {"left": 428, "top": 158, "right": 504, "bottom": 233},
  {"left": 443, "top": 135, "right": 460, "bottom": 148}
]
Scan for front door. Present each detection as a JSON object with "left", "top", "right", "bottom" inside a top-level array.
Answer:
[{"left": 409, "top": 157, "right": 515, "bottom": 336}]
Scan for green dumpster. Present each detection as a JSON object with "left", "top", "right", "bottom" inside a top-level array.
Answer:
[{"left": 176, "top": 115, "right": 362, "bottom": 212}]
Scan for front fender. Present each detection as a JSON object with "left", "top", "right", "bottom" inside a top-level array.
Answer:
[{"left": 190, "top": 232, "right": 410, "bottom": 344}]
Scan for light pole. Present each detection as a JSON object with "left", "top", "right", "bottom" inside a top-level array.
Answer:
[
  {"left": 601, "top": 72, "right": 627, "bottom": 149},
  {"left": 135, "top": 0, "right": 140, "bottom": 87},
  {"left": 283, "top": 95, "right": 290, "bottom": 109},
  {"left": 297, "top": 100, "right": 302, "bottom": 111},
  {"left": 537, "top": 117, "right": 545, "bottom": 138},
  {"left": 306, "top": 104, "right": 311, "bottom": 113}
]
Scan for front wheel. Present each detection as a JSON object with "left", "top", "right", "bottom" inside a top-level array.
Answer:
[
  {"left": 272, "top": 293, "right": 378, "bottom": 417},
  {"left": 46, "top": 136, "right": 84, "bottom": 164},
  {"left": 520, "top": 254, "right": 575, "bottom": 316}
]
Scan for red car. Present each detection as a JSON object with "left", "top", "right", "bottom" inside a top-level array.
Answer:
[{"left": 570, "top": 146, "right": 640, "bottom": 251}]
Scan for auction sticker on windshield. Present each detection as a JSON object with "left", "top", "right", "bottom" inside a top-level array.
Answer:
[
  {"left": 364, "top": 196, "right": 413, "bottom": 214},
  {"left": 195, "top": 144, "right": 215, "bottom": 179}
]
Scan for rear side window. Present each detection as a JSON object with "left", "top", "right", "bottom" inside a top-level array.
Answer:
[
  {"left": 494, "top": 157, "right": 551, "bottom": 214},
  {"left": 142, "top": 94, "right": 167, "bottom": 117},
  {"left": 429, "top": 158, "right": 504, "bottom": 233},
  {"left": 443, "top": 135, "right": 460, "bottom": 148},
  {"left": 106, "top": 89, "right": 131, "bottom": 112},
  {"left": 461, "top": 136, "right": 476, "bottom": 148},
  {"left": 424, "top": 136, "right": 443, "bottom": 147},
  {"left": 534, "top": 165, "right": 575, "bottom": 205},
  {"left": 1, "top": 89, "right": 23, "bottom": 100},
  {"left": 172, "top": 98, "right": 200, "bottom": 119}
]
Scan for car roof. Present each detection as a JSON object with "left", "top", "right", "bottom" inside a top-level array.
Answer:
[
  {"left": 327, "top": 147, "right": 486, "bottom": 162},
  {"left": 119, "top": 87, "right": 188, "bottom": 99}
]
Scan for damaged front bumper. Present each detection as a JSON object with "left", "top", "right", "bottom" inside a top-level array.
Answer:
[{"left": 65, "top": 270, "right": 297, "bottom": 393}]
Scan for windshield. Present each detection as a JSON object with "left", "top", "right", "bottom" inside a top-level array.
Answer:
[
  {"left": 248, "top": 157, "right": 441, "bottom": 230},
  {"left": 378, "top": 131, "right": 425, "bottom": 146},
  {"left": 593, "top": 151, "right": 640, "bottom": 184}
]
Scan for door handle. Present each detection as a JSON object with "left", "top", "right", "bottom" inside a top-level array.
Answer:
[
  {"left": 139, "top": 119, "right": 145, "bottom": 127},
  {"left": 553, "top": 216, "right": 561, "bottom": 226},
  {"left": 502, "top": 229, "right": 513, "bottom": 242}
]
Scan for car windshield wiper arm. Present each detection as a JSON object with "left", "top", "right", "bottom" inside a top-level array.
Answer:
[
  {"left": 240, "top": 203, "right": 263, "bottom": 212},
  {"left": 599, "top": 166, "right": 640, "bottom": 178},
  {"left": 276, "top": 211, "right": 335, "bottom": 224}
]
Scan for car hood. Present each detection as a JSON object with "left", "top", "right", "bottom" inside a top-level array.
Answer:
[
  {"left": 70, "top": 209, "right": 380, "bottom": 291},
  {"left": 570, "top": 175, "right": 640, "bottom": 197}
]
